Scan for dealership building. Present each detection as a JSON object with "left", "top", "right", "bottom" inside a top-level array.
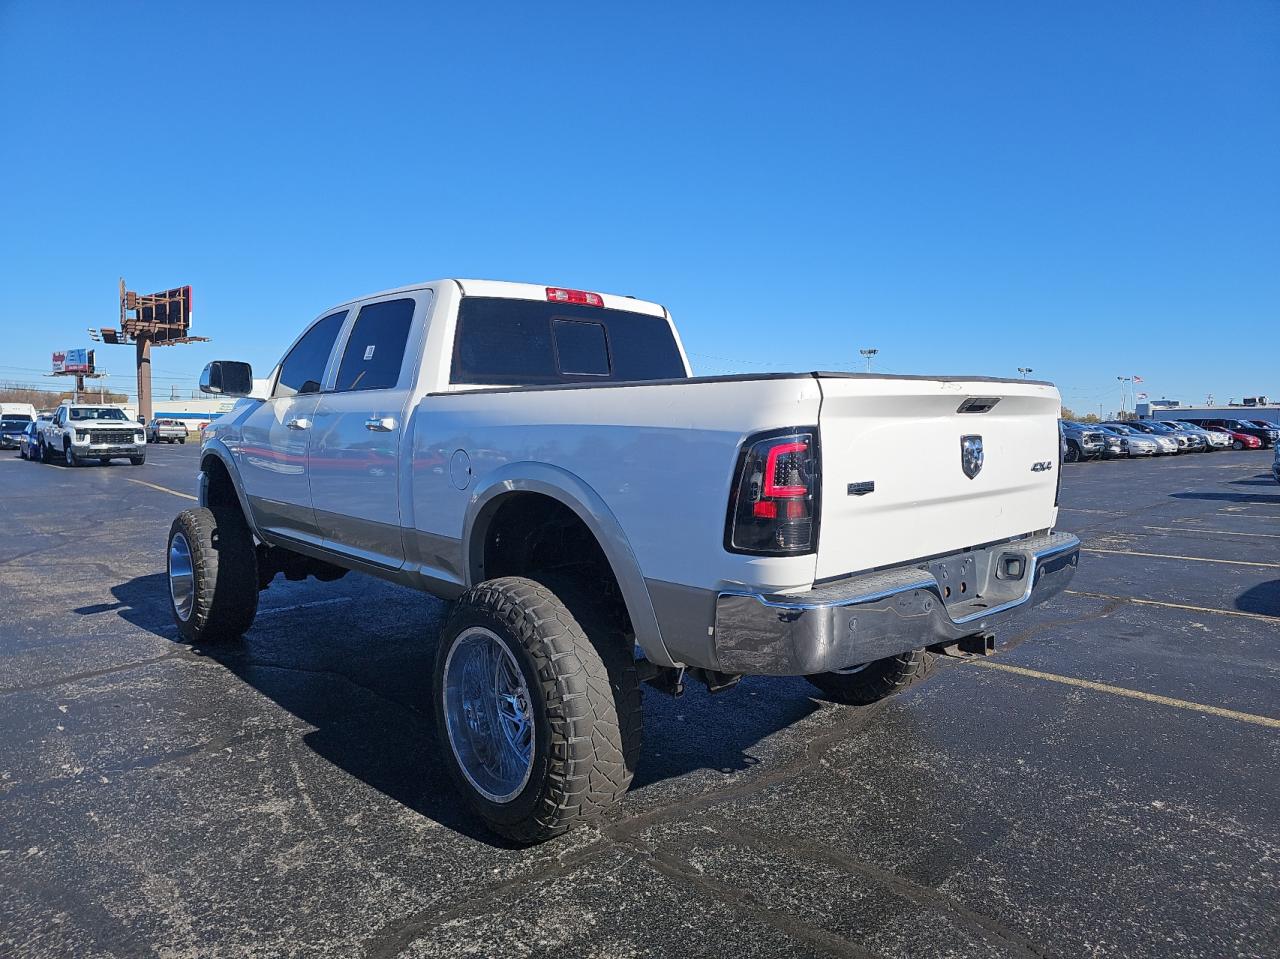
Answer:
[{"left": 1137, "top": 398, "right": 1279, "bottom": 426}]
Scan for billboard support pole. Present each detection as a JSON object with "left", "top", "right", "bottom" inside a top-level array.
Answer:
[{"left": 136, "top": 335, "right": 153, "bottom": 424}]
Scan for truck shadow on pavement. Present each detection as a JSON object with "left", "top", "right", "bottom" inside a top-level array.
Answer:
[
  {"left": 88, "top": 571, "right": 824, "bottom": 848},
  {"left": 1236, "top": 580, "right": 1280, "bottom": 618},
  {"left": 1169, "top": 491, "right": 1280, "bottom": 505}
]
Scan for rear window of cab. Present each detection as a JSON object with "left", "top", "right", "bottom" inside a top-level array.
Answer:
[{"left": 450, "top": 297, "right": 686, "bottom": 386}]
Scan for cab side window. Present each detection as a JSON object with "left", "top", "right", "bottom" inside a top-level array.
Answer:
[
  {"left": 334, "top": 299, "right": 415, "bottom": 392},
  {"left": 274, "top": 311, "right": 348, "bottom": 398}
]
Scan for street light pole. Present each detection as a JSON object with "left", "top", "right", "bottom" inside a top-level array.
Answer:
[
  {"left": 1018, "top": 367, "right": 1033, "bottom": 379},
  {"left": 859, "top": 348, "right": 879, "bottom": 373}
]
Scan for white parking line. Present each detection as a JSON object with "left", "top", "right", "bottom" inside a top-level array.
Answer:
[
  {"left": 1081, "top": 547, "right": 1280, "bottom": 569},
  {"left": 1064, "top": 589, "right": 1280, "bottom": 625},
  {"left": 970, "top": 661, "right": 1280, "bottom": 729},
  {"left": 123, "top": 478, "right": 197, "bottom": 501},
  {"left": 1141, "top": 525, "right": 1280, "bottom": 540},
  {"left": 256, "top": 597, "right": 353, "bottom": 617}
]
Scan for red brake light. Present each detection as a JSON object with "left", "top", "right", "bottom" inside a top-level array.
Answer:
[
  {"left": 546, "top": 287, "right": 603, "bottom": 307},
  {"left": 763, "top": 441, "right": 809, "bottom": 497}
]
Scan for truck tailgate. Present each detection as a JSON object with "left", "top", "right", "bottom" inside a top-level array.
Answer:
[{"left": 814, "top": 375, "right": 1061, "bottom": 580}]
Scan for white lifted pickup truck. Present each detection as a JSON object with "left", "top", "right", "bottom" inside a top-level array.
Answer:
[{"left": 170, "top": 279, "right": 1079, "bottom": 843}]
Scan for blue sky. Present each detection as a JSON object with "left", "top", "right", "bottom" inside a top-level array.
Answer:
[{"left": 2, "top": 1, "right": 1276, "bottom": 414}]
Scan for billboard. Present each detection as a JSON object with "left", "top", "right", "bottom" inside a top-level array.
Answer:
[
  {"left": 135, "top": 285, "right": 193, "bottom": 343},
  {"left": 52, "top": 348, "right": 95, "bottom": 374}
]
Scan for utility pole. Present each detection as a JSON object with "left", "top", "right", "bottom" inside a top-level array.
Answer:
[{"left": 859, "top": 348, "right": 879, "bottom": 373}]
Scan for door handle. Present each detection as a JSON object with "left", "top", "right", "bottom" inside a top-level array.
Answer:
[
  {"left": 364, "top": 417, "right": 397, "bottom": 432},
  {"left": 286, "top": 418, "right": 311, "bottom": 430}
]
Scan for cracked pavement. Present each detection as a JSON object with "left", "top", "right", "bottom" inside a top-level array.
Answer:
[{"left": 1, "top": 443, "right": 1278, "bottom": 958}]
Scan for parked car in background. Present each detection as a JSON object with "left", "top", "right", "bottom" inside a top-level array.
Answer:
[
  {"left": 1095, "top": 425, "right": 1167, "bottom": 458},
  {"left": 1162, "top": 421, "right": 1227, "bottom": 451},
  {"left": 17, "top": 422, "right": 41, "bottom": 460},
  {"left": 0, "top": 411, "right": 34, "bottom": 450},
  {"left": 1090, "top": 425, "right": 1129, "bottom": 458},
  {"left": 38, "top": 403, "right": 147, "bottom": 466},
  {"left": 147, "top": 418, "right": 189, "bottom": 444},
  {"left": 1096, "top": 424, "right": 1158, "bottom": 457},
  {"left": 1183, "top": 418, "right": 1275, "bottom": 449},
  {"left": 1060, "top": 420, "right": 1105, "bottom": 462},
  {"left": 1110, "top": 421, "right": 1180, "bottom": 454},
  {"left": 1243, "top": 420, "right": 1280, "bottom": 447},
  {"left": 1142, "top": 420, "right": 1205, "bottom": 452}
]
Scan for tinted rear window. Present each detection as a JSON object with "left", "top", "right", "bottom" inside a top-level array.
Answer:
[
  {"left": 451, "top": 298, "right": 685, "bottom": 386},
  {"left": 335, "top": 298, "right": 415, "bottom": 392}
]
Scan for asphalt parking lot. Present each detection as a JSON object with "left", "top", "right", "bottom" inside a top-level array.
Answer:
[{"left": 1, "top": 442, "right": 1277, "bottom": 958}]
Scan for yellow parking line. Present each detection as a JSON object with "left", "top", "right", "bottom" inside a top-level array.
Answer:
[
  {"left": 124, "top": 478, "right": 197, "bottom": 501},
  {"left": 969, "top": 661, "right": 1280, "bottom": 729},
  {"left": 1081, "top": 547, "right": 1280, "bottom": 569},
  {"left": 1064, "top": 589, "right": 1280, "bottom": 625},
  {"left": 1141, "top": 525, "right": 1280, "bottom": 540}
]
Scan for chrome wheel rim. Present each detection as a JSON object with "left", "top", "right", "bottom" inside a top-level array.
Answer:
[
  {"left": 168, "top": 531, "right": 195, "bottom": 622},
  {"left": 442, "top": 627, "right": 535, "bottom": 804},
  {"left": 64, "top": 445, "right": 73, "bottom": 465}
]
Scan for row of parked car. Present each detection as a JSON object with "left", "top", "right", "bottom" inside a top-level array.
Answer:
[
  {"left": 1060, "top": 416, "right": 1279, "bottom": 462},
  {"left": 0, "top": 402, "right": 192, "bottom": 467}
]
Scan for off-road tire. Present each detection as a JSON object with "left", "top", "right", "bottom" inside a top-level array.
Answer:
[
  {"left": 433, "top": 575, "right": 642, "bottom": 844},
  {"left": 807, "top": 649, "right": 935, "bottom": 706},
  {"left": 167, "top": 507, "right": 259, "bottom": 644}
]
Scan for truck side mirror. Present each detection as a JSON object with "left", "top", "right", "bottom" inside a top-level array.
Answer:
[{"left": 200, "top": 361, "right": 254, "bottom": 397}]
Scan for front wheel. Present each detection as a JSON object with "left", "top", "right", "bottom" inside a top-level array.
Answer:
[
  {"left": 167, "top": 507, "right": 259, "bottom": 643},
  {"left": 807, "top": 649, "right": 935, "bottom": 705},
  {"left": 1063, "top": 443, "right": 1080, "bottom": 464},
  {"left": 63, "top": 444, "right": 79, "bottom": 467},
  {"left": 433, "top": 576, "right": 641, "bottom": 844},
  {"left": 130, "top": 455, "right": 145, "bottom": 465},
  {"left": 178, "top": 437, "right": 186, "bottom": 444}
]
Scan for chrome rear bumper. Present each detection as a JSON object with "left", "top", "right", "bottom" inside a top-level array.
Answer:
[{"left": 713, "top": 532, "right": 1080, "bottom": 676}]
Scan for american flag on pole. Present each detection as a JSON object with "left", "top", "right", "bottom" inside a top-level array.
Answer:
[{"left": 1132, "top": 375, "right": 1144, "bottom": 383}]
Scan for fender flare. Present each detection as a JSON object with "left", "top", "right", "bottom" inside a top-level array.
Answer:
[
  {"left": 463, "top": 462, "right": 676, "bottom": 668},
  {"left": 197, "top": 441, "right": 266, "bottom": 541}
]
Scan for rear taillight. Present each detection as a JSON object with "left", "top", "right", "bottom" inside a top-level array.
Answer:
[
  {"left": 546, "top": 287, "right": 603, "bottom": 307},
  {"left": 1055, "top": 421, "right": 1064, "bottom": 506},
  {"left": 725, "top": 430, "right": 819, "bottom": 555}
]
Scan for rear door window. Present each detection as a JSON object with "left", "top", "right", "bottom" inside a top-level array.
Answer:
[
  {"left": 451, "top": 297, "right": 685, "bottom": 386},
  {"left": 275, "top": 311, "right": 348, "bottom": 398},
  {"left": 334, "top": 298, "right": 416, "bottom": 392}
]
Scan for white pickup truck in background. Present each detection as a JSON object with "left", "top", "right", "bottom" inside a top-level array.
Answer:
[
  {"left": 169, "top": 279, "right": 1079, "bottom": 843},
  {"left": 39, "top": 402, "right": 147, "bottom": 466}
]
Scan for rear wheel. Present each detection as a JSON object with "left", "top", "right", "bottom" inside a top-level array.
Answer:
[
  {"left": 433, "top": 576, "right": 641, "bottom": 844},
  {"left": 167, "top": 507, "right": 259, "bottom": 643},
  {"left": 807, "top": 649, "right": 935, "bottom": 705}
]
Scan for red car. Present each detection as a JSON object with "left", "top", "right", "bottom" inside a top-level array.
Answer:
[{"left": 1216, "top": 427, "right": 1262, "bottom": 450}]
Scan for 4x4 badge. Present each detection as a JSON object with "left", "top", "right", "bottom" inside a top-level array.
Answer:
[{"left": 961, "top": 435, "right": 984, "bottom": 479}]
